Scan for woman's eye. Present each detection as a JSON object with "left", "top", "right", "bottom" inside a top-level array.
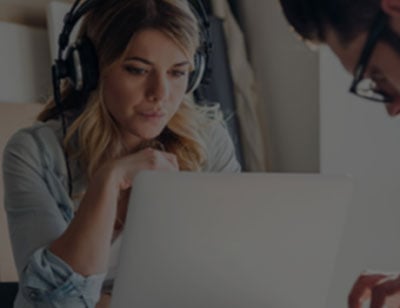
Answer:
[
  {"left": 171, "top": 70, "right": 187, "bottom": 78},
  {"left": 125, "top": 66, "right": 148, "bottom": 75}
]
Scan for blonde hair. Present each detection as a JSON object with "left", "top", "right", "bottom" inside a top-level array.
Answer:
[{"left": 38, "top": 0, "right": 222, "bottom": 180}]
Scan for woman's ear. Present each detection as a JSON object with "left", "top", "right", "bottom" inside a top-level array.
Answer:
[{"left": 381, "top": 0, "right": 400, "bottom": 17}]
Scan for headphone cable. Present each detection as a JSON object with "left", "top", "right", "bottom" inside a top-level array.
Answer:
[{"left": 52, "top": 65, "right": 73, "bottom": 197}]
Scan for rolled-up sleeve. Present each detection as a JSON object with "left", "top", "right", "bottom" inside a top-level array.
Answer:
[
  {"left": 20, "top": 248, "right": 105, "bottom": 306},
  {"left": 20, "top": 248, "right": 105, "bottom": 307},
  {"left": 3, "top": 127, "right": 105, "bottom": 307}
]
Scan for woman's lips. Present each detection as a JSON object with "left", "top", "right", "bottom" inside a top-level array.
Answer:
[{"left": 138, "top": 111, "right": 165, "bottom": 119}]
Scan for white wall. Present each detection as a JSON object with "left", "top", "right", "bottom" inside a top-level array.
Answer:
[
  {"left": 0, "top": 21, "right": 51, "bottom": 103},
  {"left": 237, "top": 0, "right": 319, "bottom": 172},
  {"left": 0, "top": 0, "right": 72, "bottom": 27}
]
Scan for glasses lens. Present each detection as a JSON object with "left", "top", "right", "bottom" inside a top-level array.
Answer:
[{"left": 353, "top": 78, "right": 392, "bottom": 102}]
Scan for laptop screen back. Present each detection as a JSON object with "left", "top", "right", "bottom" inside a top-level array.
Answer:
[{"left": 111, "top": 171, "right": 352, "bottom": 308}]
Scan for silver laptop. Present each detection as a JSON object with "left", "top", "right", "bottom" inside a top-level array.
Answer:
[{"left": 111, "top": 172, "right": 352, "bottom": 308}]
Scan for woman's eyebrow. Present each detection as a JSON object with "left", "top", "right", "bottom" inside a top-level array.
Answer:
[
  {"left": 124, "top": 56, "right": 153, "bottom": 65},
  {"left": 173, "top": 61, "right": 190, "bottom": 67}
]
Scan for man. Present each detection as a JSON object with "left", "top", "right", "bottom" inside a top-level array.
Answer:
[{"left": 279, "top": 0, "right": 400, "bottom": 307}]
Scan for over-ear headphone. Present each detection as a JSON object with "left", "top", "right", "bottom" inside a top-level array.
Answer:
[{"left": 52, "top": 0, "right": 212, "bottom": 96}]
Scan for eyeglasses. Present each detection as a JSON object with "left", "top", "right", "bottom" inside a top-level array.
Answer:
[{"left": 349, "top": 11, "right": 394, "bottom": 103}]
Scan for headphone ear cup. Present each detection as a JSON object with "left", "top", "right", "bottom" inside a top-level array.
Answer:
[
  {"left": 187, "top": 52, "right": 206, "bottom": 93},
  {"left": 64, "top": 36, "right": 99, "bottom": 93}
]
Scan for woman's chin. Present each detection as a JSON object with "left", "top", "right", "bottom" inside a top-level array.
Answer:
[
  {"left": 137, "top": 129, "right": 163, "bottom": 141},
  {"left": 122, "top": 125, "right": 165, "bottom": 148}
]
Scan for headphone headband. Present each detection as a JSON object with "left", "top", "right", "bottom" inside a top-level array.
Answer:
[
  {"left": 54, "top": 0, "right": 212, "bottom": 94},
  {"left": 57, "top": 0, "right": 98, "bottom": 56}
]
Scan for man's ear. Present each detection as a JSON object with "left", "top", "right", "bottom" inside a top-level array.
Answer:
[
  {"left": 381, "top": 0, "right": 400, "bottom": 17},
  {"left": 381, "top": 0, "right": 400, "bottom": 34}
]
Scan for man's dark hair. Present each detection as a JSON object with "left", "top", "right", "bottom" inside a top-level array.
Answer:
[{"left": 279, "top": 0, "right": 381, "bottom": 44}]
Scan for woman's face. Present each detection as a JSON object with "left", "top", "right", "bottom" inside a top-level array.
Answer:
[{"left": 102, "top": 28, "right": 191, "bottom": 150}]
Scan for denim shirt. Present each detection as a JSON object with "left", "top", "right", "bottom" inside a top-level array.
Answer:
[{"left": 2, "top": 119, "right": 241, "bottom": 308}]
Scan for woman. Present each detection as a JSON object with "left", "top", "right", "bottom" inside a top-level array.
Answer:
[{"left": 2, "top": 0, "right": 240, "bottom": 307}]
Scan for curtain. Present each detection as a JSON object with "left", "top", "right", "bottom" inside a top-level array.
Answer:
[{"left": 209, "top": 0, "right": 269, "bottom": 171}]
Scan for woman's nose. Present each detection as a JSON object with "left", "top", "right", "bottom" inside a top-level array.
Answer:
[{"left": 146, "top": 73, "right": 169, "bottom": 103}]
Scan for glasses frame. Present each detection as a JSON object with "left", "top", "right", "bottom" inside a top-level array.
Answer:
[{"left": 348, "top": 11, "right": 393, "bottom": 103}]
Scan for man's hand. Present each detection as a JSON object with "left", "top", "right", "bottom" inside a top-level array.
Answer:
[{"left": 348, "top": 271, "right": 400, "bottom": 308}]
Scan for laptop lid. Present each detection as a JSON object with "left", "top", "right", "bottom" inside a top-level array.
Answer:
[{"left": 111, "top": 171, "right": 352, "bottom": 308}]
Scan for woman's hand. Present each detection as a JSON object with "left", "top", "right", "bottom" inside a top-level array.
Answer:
[
  {"left": 96, "top": 147, "right": 179, "bottom": 191},
  {"left": 49, "top": 147, "right": 178, "bottom": 277}
]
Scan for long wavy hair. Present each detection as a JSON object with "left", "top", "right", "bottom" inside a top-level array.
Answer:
[{"left": 38, "top": 0, "right": 221, "bottom": 180}]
